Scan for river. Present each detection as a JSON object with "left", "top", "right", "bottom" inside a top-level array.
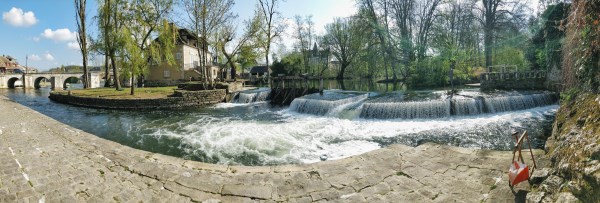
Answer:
[{"left": 1, "top": 84, "right": 557, "bottom": 166}]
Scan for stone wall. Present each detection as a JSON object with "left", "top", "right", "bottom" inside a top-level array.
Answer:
[
  {"left": 481, "top": 78, "right": 547, "bottom": 91},
  {"left": 527, "top": 93, "right": 600, "bottom": 202},
  {"left": 480, "top": 71, "right": 550, "bottom": 91},
  {"left": 269, "top": 87, "right": 321, "bottom": 105},
  {"left": 49, "top": 89, "right": 226, "bottom": 109}
]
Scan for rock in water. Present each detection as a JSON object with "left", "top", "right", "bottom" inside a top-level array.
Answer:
[{"left": 320, "top": 154, "right": 328, "bottom": 161}]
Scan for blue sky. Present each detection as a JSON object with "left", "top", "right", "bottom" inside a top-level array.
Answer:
[{"left": 1, "top": 0, "right": 356, "bottom": 71}]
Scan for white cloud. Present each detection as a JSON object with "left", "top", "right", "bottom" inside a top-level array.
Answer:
[
  {"left": 32, "top": 37, "right": 40, "bottom": 42},
  {"left": 67, "top": 42, "right": 80, "bottom": 50},
  {"left": 29, "top": 54, "right": 41, "bottom": 61},
  {"left": 43, "top": 53, "right": 54, "bottom": 61},
  {"left": 41, "top": 28, "right": 77, "bottom": 42},
  {"left": 2, "top": 7, "right": 38, "bottom": 27}
]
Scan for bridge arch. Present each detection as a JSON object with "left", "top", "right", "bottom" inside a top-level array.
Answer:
[
  {"left": 7, "top": 77, "right": 22, "bottom": 88},
  {"left": 63, "top": 76, "right": 81, "bottom": 89},
  {"left": 34, "top": 77, "right": 51, "bottom": 89}
]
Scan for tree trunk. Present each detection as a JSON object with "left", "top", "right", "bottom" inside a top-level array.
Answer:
[
  {"left": 484, "top": 28, "right": 493, "bottom": 68},
  {"left": 104, "top": 49, "right": 110, "bottom": 87},
  {"left": 266, "top": 46, "right": 270, "bottom": 86},
  {"left": 110, "top": 53, "right": 121, "bottom": 90},
  {"left": 337, "top": 63, "right": 347, "bottom": 80},
  {"left": 130, "top": 75, "right": 135, "bottom": 95},
  {"left": 83, "top": 52, "right": 89, "bottom": 88}
]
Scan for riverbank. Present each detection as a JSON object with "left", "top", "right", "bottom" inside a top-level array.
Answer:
[
  {"left": 527, "top": 93, "right": 600, "bottom": 202},
  {"left": 0, "top": 95, "right": 543, "bottom": 202}
]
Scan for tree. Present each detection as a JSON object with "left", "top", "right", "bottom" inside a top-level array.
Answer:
[
  {"left": 255, "top": 0, "right": 285, "bottom": 85},
  {"left": 480, "top": 0, "right": 528, "bottom": 68},
  {"left": 75, "top": 0, "right": 90, "bottom": 88},
  {"left": 94, "top": 0, "right": 125, "bottom": 90},
  {"left": 217, "top": 14, "right": 260, "bottom": 81},
  {"left": 182, "top": 0, "right": 236, "bottom": 85},
  {"left": 323, "top": 17, "right": 366, "bottom": 80},
  {"left": 414, "top": 0, "right": 442, "bottom": 61},
  {"left": 119, "top": 0, "right": 177, "bottom": 95},
  {"left": 358, "top": 0, "right": 393, "bottom": 81},
  {"left": 292, "top": 15, "right": 315, "bottom": 75}
]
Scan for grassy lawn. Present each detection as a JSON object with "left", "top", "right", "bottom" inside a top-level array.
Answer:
[{"left": 55, "top": 86, "right": 177, "bottom": 99}]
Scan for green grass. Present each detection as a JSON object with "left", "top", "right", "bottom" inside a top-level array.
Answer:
[{"left": 55, "top": 86, "right": 177, "bottom": 99}]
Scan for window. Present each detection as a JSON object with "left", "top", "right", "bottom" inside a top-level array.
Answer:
[{"left": 163, "top": 70, "right": 170, "bottom": 78}]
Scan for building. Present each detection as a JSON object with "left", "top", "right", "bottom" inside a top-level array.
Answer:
[
  {"left": 147, "top": 28, "right": 220, "bottom": 85},
  {"left": 249, "top": 65, "right": 270, "bottom": 82},
  {"left": 0, "top": 55, "right": 37, "bottom": 74},
  {"left": 307, "top": 43, "right": 340, "bottom": 78},
  {"left": 0, "top": 55, "right": 20, "bottom": 73}
]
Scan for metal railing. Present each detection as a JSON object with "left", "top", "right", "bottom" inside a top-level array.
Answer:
[{"left": 480, "top": 70, "right": 547, "bottom": 81}]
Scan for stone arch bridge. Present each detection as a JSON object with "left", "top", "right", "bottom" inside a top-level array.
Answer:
[{"left": 0, "top": 72, "right": 101, "bottom": 89}]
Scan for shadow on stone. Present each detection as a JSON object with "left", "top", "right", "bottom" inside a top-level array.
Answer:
[{"left": 512, "top": 189, "right": 528, "bottom": 203}]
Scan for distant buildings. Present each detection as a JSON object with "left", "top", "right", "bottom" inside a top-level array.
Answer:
[
  {"left": 0, "top": 55, "right": 37, "bottom": 74},
  {"left": 307, "top": 43, "right": 340, "bottom": 78},
  {"left": 147, "top": 28, "right": 219, "bottom": 85}
]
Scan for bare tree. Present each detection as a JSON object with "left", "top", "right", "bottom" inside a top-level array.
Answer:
[
  {"left": 293, "top": 15, "right": 315, "bottom": 75},
  {"left": 75, "top": 0, "right": 89, "bottom": 88},
  {"left": 182, "top": 0, "right": 236, "bottom": 85},
  {"left": 414, "top": 0, "right": 442, "bottom": 61},
  {"left": 218, "top": 15, "right": 261, "bottom": 81},
  {"left": 324, "top": 17, "right": 367, "bottom": 80},
  {"left": 256, "top": 0, "right": 285, "bottom": 86},
  {"left": 480, "top": 0, "right": 528, "bottom": 68}
]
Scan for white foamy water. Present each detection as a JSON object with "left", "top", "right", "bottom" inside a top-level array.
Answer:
[
  {"left": 2, "top": 87, "right": 559, "bottom": 166},
  {"left": 234, "top": 88, "right": 271, "bottom": 103},
  {"left": 141, "top": 104, "right": 557, "bottom": 165}
]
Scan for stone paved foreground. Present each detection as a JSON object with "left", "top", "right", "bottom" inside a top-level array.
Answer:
[{"left": 0, "top": 95, "right": 539, "bottom": 202}]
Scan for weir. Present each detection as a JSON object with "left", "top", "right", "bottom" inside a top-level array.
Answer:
[
  {"left": 3, "top": 88, "right": 558, "bottom": 165},
  {"left": 482, "top": 93, "right": 557, "bottom": 113},
  {"left": 289, "top": 90, "right": 558, "bottom": 119},
  {"left": 289, "top": 92, "right": 368, "bottom": 115},
  {"left": 233, "top": 88, "right": 271, "bottom": 103}
]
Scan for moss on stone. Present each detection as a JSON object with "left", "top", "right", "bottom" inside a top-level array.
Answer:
[{"left": 546, "top": 93, "right": 600, "bottom": 202}]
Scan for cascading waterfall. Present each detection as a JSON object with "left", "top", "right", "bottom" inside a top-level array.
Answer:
[
  {"left": 234, "top": 89, "right": 271, "bottom": 103},
  {"left": 360, "top": 100, "right": 451, "bottom": 119},
  {"left": 451, "top": 98, "right": 484, "bottom": 116},
  {"left": 290, "top": 93, "right": 369, "bottom": 115},
  {"left": 483, "top": 93, "right": 556, "bottom": 113},
  {"left": 359, "top": 93, "right": 556, "bottom": 119}
]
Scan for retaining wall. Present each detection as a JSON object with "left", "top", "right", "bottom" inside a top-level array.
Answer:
[{"left": 48, "top": 89, "right": 226, "bottom": 109}]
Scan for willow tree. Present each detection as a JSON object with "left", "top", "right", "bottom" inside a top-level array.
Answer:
[
  {"left": 75, "top": 0, "right": 90, "bottom": 88},
  {"left": 119, "top": 0, "right": 177, "bottom": 95}
]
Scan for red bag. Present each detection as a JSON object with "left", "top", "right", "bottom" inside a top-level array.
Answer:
[
  {"left": 508, "top": 131, "right": 536, "bottom": 188},
  {"left": 508, "top": 161, "right": 529, "bottom": 186}
]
